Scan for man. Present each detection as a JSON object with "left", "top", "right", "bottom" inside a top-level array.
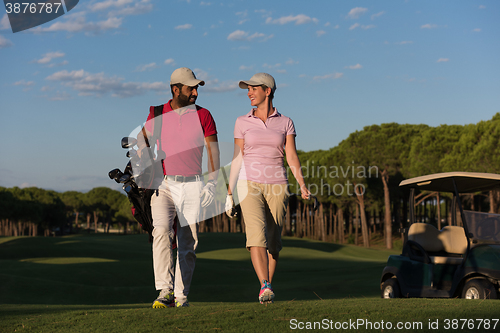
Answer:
[{"left": 137, "top": 67, "right": 220, "bottom": 308}]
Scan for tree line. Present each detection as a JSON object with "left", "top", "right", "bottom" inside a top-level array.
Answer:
[
  {"left": 286, "top": 113, "right": 500, "bottom": 249},
  {"left": 2, "top": 113, "right": 499, "bottom": 248},
  {"left": 0, "top": 186, "right": 133, "bottom": 237}
]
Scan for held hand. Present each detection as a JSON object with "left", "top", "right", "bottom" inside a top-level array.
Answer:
[
  {"left": 225, "top": 194, "right": 237, "bottom": 218},
  {"left": 300, "top": 184, "right": 310, "bottom": 200},
  {"left": 200, "top": 182, "right": 216, "bottom": 207}
]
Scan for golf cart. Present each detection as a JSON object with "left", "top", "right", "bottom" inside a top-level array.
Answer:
[{"left": 380, "top": 172, "right": 500, "bottom": 299}]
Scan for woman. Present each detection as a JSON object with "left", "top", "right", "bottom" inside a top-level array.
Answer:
[{"left": 226, "top": 72, "right": 310, "bottom": 304}]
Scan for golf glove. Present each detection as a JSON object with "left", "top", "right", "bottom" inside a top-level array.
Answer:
[
  {"left": 225, "top": 194, "right": 237, "bottom": 218},
  {"left": 200, "top": 182, "right": 216, "bottom": 207}
]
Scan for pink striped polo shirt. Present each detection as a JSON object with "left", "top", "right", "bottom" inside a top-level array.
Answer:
[{"left": 234, "top": 108, "right": 296, "bottom": 184}]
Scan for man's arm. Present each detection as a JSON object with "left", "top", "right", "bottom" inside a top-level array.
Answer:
[{"left": 205, "top": 134, "right": 220, "bottom": 183}]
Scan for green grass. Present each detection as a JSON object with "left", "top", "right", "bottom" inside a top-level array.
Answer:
[{"left": 0, "top": 233, "right": 498, "bottom": 332}]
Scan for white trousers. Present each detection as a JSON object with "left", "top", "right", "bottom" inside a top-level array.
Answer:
[{"left": 151, "top": 178, "right": 203, "bottom": 302}]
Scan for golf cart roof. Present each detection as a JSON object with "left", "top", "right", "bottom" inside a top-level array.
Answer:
[{"left": 399, "top": 172, "right": 500, "bottom": 193}]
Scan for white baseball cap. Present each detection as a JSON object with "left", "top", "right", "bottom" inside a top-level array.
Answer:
[
  {"left": 239, "top": 72, "right": 276, "bottom": 93},
  {"left": 170, "top": 67, "right": 205, "bottom": 86}
]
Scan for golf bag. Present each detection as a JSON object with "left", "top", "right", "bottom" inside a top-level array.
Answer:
[{"left": 109, "top": 104, "right": 178, "bottom": 245}]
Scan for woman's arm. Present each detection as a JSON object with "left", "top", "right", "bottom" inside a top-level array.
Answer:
[
  {"left": 227, "top": 138, "right": 244, "bottom": 195},
  {"left": 285, "top": 134, "right": 310, "bottom": 199}
]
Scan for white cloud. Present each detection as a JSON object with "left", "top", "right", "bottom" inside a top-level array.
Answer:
[
  {"left": 346, "top": 64, "right": 362, "bottom": 70},
  {"left": 421, "top": 24, "right": 438, "bottom": 29},
  {"left": 437, "top": 58, "right": 449, "bottom": 63},
  {"left": 266, "top": 14, "right": 318, "bottom": 25},
  {"left": 35, "top": 52, "right": 65, "bottom": 64},
  {"left": 46, "top": 69, "right": 170, "bottom": 98},
  {"left": 236, "top": 10, "right": 249, "bottom": 24},
  {"left": 395, "top": 41, "right": 413, "bottom": 45},
  {"left": 349, "top": 23, "right": 375, "bottom": 30},
  {"left": 14, "top": 80, "right": 35, "bottom": 87},
  {"left": 135, "top": 62, "right": 158, "bottom": 72},
  {"left": 263, "top": 63, "right": 281, "bottom": 69},
  {"left": 227, "top": 30, "right": 273, "bottom": 42},
  {"left": 371, "top": 11, "right": 385, "bottom": 20},
  {"left": 347, "top": 7, "right": 368, "bottom": 19},
  {"left": 239, "top": 65, "right": 253, "bottom": 71},
  {"left": 285, "top": 58, "right": 299, "bottom": 65},
  {"left": 316, "top": 30, "right": 326, "bottom": 37},
  {"left": 20, "top": 182, "right": 38, "bottom": 188},
  {"left": 0, "top": 34, "right": 13, "bottom": 48},
  {"left": 203, "top": 79, "right": 239, "bottom": 93},
  {"left": 108, "top": 0, "right": 153, "bottom": 16},
  {"left": 30, "top": 14, "right": 122, "bottom": 33},
  {"left": 187, "top": 68, "right": 238, "bottom": 93},
  {"left": 164, "top": 58, "right": 175, "bottom": 65},
  {"left": 90, "top": 0, "right": 134, "bottom": 12},
  {"left": 227, "top": 30, "right": 246, "bottom": 40},
  {"left": 1, "top": 14, "right": 10, "bottom": 30},
  {"left": 313, "top": 73, "right": 343, "bottom": 81},
  {"left": 472, "top": 28, "right": 481, "bottom": 32},
  {"left": 14, "top": 80, "right": 35, "bottom": 91},
  {"left": 479, "top": 5, "right": 486, "bottom": 9},
  {"left": 49, "top": 91, "right": 73, "bottom": 101},
  {"left": 175, "top": 24, "right": 193, "bottom": 30},
  {"left": 90, "top": 0, "right": 152, "bottom": 16}
]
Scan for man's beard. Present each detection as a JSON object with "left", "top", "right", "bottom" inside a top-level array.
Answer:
[{"left": 178, "top": 92, "right": 195, "bottom": 108}]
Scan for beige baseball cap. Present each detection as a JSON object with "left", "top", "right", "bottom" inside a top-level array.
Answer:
[
  {"left": 170, "top": 67, "right": 205, "bottom": 86},
  {"left": 239, "top": 72, "right": 276, "bottom": 93}
]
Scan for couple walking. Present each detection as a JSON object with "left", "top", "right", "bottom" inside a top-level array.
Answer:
[{"left": 137, "top": 67, "right": 309, "bottom": 308}]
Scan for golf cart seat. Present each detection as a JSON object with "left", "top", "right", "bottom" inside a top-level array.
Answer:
[{"left": 407, "top": 223, "right": 466, "bottom": 265}]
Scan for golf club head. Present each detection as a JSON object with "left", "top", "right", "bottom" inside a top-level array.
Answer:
[
  {"left": 311, "top": 195, "right": 319, "bottom": 211},
  {"left": 123, "top": 180, "right": 137, "bottom": 193},
  {"left": 108, "top": 168, "right": 121, "bottom": 180},
  {"left": 126, "top": 149, "right": 138, "bottom": 158},
  {"left": 109, "top": 168, "right": 124, "bottom": 183},
  {"left": 118, "top": 174, "right": 131, "bottom": 183},
  {"left": 121, "top": 137, "right": 138, "bottom": 149}
]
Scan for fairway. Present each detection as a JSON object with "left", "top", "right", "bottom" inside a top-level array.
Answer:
[{"left": 0, "top": 233, "right": 498, "bottom": 332}]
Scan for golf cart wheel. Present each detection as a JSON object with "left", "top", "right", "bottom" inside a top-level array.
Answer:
[
  {"left": 381, "top": 278, "right": 401, "bottom": 299},
  {"left": 462, "top": 279, "right": 497, "bottom": 299}
]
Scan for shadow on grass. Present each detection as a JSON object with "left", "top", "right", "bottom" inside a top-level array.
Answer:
[{"left": 0, "top": 233, "right": 390, "bottom": 305}]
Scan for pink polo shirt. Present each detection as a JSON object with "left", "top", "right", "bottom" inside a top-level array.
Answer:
[
  {"left": 145, "top": 101, "right": 217, "bottom": 176},
  {"left": 234, "top": 108, "right": 296, "bottom": 184}
]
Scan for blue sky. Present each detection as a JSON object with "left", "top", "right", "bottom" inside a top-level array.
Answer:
[{"left": 1, "top": 0, "right": 499, "bottom": 193}]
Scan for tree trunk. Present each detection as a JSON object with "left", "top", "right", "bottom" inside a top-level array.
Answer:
[
  {"left": 355, "top": 204, "right": 359, "bottom": 245},
  {"left": 381, "top": 169, "right": 393, "bottom": 249},
  {"left": 337, "top": 207, "right": 344, "bottom": 244},
  {"left": 319, "top": 203, "right": 325, "bottom": 241},
  {"left": 355, "top": 185, "right": 370, "bottom": 248},
  {"left": 93, "top": 211, "right": 98, "bottom": 233},
  {"left": 86, "top": 213, "right": 91, "bottom": 233}
]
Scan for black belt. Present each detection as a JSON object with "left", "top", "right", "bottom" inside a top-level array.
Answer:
[{"left": 164, "top": 175, "right": 201, "bottom": 182}]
